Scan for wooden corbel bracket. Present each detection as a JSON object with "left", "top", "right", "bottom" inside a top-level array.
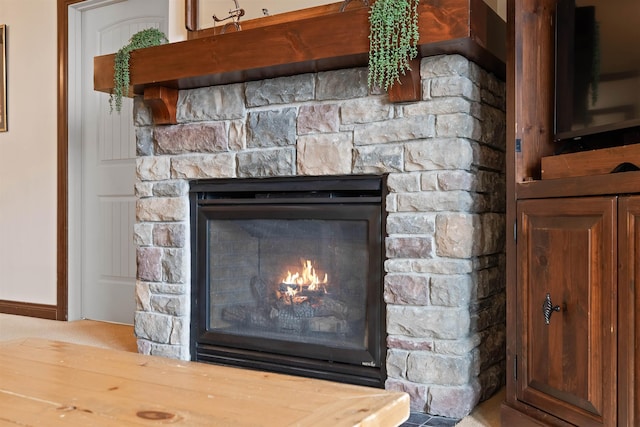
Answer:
[
  {"left": 143, "top": 86, "right": 178, "bottom": 125},
  {"left": 388, "top": 58, "right": 422, "bottom": 103}
]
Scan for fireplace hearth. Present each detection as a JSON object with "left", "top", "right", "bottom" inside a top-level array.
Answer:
[{"left": 189, "top": 175, "right": 387, "bottom": 387}]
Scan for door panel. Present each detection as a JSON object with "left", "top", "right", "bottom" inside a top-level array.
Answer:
[
  {"left": 81, "top": 0, "right": 167, "bottom": 323},
  {"left": 516, "top": 197, "right": 617, "bottom": 427}
]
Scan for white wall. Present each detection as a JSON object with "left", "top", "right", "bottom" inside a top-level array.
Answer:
[
  {"left": 198, "top": 0, "right": 341, "bottom": 27},
  {"left": 0, "top": 0, "right": 58, "bottom": 304},
  {"left": 169, "top": 0, "right": 188, "bottom": 41},
  {"left": 486, "top": 0, "right": 507, "bottom": 20},
  {"left": 198, "top": 0, "right": 507, "bottom": 28},
  {"left": 0, "top": 0, "right": 184, "bottom": 307}
]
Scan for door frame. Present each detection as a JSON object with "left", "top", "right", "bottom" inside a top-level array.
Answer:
[
  {"left": 57, "top": 0, "right": 87, "bottom": 321},
  {"left": 58, "top": 0, "right": 172, "bottom": 321},
  {"left": 58, "top": 0, "right": 126, "bottom": 321}
]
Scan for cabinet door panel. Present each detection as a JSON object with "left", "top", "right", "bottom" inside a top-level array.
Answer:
[
  {"left": 619, "top": 196, "right": 640, "bottom": 426},
  {"left": 516, "top": 197, "right": 616, "bottom": 427}
]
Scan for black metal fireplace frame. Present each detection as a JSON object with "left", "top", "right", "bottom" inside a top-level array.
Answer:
[{"left": 189, "top": 175, "right": 387, "bottom": 387}]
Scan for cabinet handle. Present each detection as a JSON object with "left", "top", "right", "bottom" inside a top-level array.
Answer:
[{"left": 542, "top": 293, "right": 561, "bottom": 325}]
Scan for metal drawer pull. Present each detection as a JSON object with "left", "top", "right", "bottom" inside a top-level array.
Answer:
[{"left": 543, "top": 293, "right": 561, "bottom": 325}]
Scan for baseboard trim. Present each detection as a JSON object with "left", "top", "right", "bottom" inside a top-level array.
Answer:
[{"left": 0, "top": 300, "right": 58, "bottom": 320}]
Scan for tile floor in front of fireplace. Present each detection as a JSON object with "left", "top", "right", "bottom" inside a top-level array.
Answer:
[{"left": 400, "top": 413, "right": 459, "bottom": 426}]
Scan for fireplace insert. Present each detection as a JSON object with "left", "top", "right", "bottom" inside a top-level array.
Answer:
[{"left": 189, "top": 175, "right": 387, "bottom": 387}]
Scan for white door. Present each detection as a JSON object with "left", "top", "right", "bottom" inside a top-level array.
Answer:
[{"left": 79, "top": 0, "right": 168, "bottom": 323}]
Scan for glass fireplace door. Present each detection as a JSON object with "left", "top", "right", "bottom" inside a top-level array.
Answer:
[{"left": 190, "top": 176, "right": 385, "bottom": 387}]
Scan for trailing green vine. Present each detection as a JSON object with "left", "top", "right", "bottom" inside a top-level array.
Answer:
[
  {"left": 367, "top": 0, "right": 420, "bottom": 91},
  {"left": 110, "top": 28, "right": 168, "bottom": 113}
]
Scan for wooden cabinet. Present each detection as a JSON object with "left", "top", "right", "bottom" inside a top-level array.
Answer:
[
  {"left": 506, "top": 195, "right": 640, "bottom": 426},
  {"left": 504, "top": 1, "right": 640, "bottom": 424},
  {"left": 516, "top": 197, "right": 617, "bottom": 426}
]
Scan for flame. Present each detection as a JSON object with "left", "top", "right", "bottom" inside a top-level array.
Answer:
[{"left": 282, "top": 260, "right": 328, "bottom": 291}]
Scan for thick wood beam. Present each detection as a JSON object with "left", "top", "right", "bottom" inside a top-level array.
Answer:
[{"left": 94, "top": 0, "right": 504, "bottom": 96}]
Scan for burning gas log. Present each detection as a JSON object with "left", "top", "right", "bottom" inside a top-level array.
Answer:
[
  {"left": 276, "top": 259, "right": 329, "bottom": 305},
  {"left": 218, "top": 259, "right": 359, "bottom": 335},
  {"left": 276, "top": 282, "right": 326, "bottom": 303},
  {"left": 282, "top": 260, "right": 328, "bottom": 290}
]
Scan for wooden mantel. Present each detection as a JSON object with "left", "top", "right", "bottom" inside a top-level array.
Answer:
[{"left": 94, "top": 0, "right": 505, "bottom": 124}]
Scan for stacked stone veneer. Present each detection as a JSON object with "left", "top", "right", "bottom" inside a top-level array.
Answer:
[{"left": 132, "top": 54, "right": 506, "bottom": 419}]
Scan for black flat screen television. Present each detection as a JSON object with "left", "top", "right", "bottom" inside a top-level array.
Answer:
[{"left": 554, "top": 0, "right": 640, "bottom": 149}]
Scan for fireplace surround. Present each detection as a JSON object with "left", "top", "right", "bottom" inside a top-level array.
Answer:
[
  {"left": 190, "top": 175, "right": 387, "bottom": 386},
  {"left": 133, "top": 54, "right": 506, "bottom": 418}
]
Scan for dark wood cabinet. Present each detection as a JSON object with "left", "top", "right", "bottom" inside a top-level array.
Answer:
[
  {"left": 507, "top": 196, "right": 640, "bottom": 425},
  {"left": 516, "top": 197, "right": 617, "bottom": 426},
  {"left": 504, "top": 0, "right": 640, "bottom": 425}
]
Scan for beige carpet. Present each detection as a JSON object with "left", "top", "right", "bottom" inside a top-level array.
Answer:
[
  {"left": 0, "top": 313, "right": 137, "bottom": 352},
  {"left": 456, "top": 387, "right": 503, "bottom": 427},
  {"left": 0, "top": 313, "right": 502, "bottom": 426}
]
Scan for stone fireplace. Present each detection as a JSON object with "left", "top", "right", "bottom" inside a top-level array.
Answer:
[{"left": 133, "top": 54, "right": 506, "bottom": 418}]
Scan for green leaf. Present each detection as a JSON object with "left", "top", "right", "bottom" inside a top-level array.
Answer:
[
  {"left": 367, "top": 0, "right": 420, "bottom": 91},
  {"left": 110, "top": 28, "right": 168, "bottom": 113}
]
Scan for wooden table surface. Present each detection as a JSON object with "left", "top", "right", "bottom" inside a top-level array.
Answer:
[{"left": 0, "top": 338, "right": 409, "bottom": 426}]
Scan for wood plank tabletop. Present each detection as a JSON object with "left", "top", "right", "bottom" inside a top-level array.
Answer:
[{"left": 0, "top": 338, "right": 409, "bottom": 426}]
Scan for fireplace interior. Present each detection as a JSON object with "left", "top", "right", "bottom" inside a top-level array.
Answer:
[{"left": 190, "top": 175, "right": 387, "bottom": 387}]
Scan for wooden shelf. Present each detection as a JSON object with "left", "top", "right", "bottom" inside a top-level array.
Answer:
[
  {"left": 516, "top": 170, "right": 640, "bottom": 200},
  {"left": 94, "top": 0, "right": 505, "bottom": 109},
  {"left": 540, "top": 144, "right": 640, "bottom": 180}
]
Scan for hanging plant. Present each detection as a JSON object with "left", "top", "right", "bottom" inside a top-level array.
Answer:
[
  {"left": 110, "top": 28, "right": 168, "bottom": 113},
  {"left": 367, "top": 0, "right": 420, "bottom": 91}
]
